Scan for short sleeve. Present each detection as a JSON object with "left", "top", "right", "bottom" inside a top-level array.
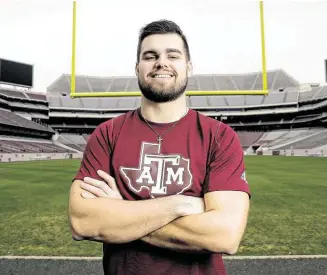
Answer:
[
  {"left": 204, "top": 123, "right": 251, "bottom": 198},
  {"left": 73, "top": 121, "right": 113, "bottom": 182}
]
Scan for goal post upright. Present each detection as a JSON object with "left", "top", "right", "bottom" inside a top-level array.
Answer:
[
  {"left": 260, "top": 0, "right": 268, "bottom": 91},
  {"left": 71, "top": 0, "right": 77, "bottom": 97}
]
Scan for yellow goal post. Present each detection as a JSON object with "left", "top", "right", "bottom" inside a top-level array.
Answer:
[{"left": 70, "top": 1, "right": 268, "bottom": 98}]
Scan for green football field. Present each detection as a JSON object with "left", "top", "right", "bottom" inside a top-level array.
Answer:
[{"left": 0, "top": 156, "right": 326, "bottom": 256}]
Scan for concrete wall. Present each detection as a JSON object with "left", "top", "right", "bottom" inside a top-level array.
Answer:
[
  {"left": 257, "top": 148, "right": 326, "bottom": 157},
  {"left": 0, "top": 152, "right": 83, "bottom": 162},
  {"left": 1, "top": 149, "right": 325, "bottom": 163}
]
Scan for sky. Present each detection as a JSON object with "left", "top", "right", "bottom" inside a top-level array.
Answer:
[{"left": 0, "top": 0, "right": 327, "bottom": 93}]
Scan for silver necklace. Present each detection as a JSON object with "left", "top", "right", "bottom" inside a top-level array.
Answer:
[{"left": 142, "top": 108, "right": 189, "bottom": 146}]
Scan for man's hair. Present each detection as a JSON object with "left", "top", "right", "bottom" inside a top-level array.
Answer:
[{"left": 136, "top": 19, "right": 191, "bottom": 63}]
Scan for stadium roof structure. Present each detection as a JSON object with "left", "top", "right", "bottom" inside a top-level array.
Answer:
[{"left": 47, "top": 69, "right": 299, "bottom": 95}]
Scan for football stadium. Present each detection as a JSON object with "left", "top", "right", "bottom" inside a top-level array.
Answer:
[
  {"left": 1, "top": 1, "right": 327, "bottom": 275},
  {"left": 1, "top": 68, "right": 327, "bottom": 274},
  {"left": 1, "top": 69, "right": 327, "bottom": 161}
]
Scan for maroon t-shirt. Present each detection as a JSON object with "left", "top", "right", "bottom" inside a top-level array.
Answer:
[{"left": 74, "top": 108, "right": 250, "bottom": 275}]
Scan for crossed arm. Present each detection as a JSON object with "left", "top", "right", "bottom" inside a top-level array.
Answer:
[
  {"left": 141, "top": 190, "right": 249, "bottom": 254},
  {"left": 69, "top": 173, "right": 249, "bottom": 255}
]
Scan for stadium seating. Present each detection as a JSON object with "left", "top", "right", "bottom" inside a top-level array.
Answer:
[
  {"left": 258, "top": 130, "right": 289, "bottom": 145},
  {"left": 273, "top": 130, "right": 327, "bottom": 150},
  {"left": 1, "top": 68, "right": 327, "bottom": 161},
  {"left": 57, "top": 134, "right": 86, "bottom": 152},
  {"left": 50, "top": 92, "right": 303, "bottom": 110},
  {"left": 262, "top": 93, "right": 284, "bottom": 105},
  {"left": 226, "top": 96, "right": 245, "bottom": 106},
  {"left": 0, "top": 108, "right": 52, "bottom": 132},
  {"left": 26, "top": 92, "right": 47, "bottom": 101},
  {"left": 316, "top": 86, "right": 327, "bottom": 99},
  {"left": 253, "top": 128, "right": 327, "bottom": 152},
  {"left": 82, "top": 98, "right": 100, "bottom": 109},
  {"left": 46, "top": 68, "right": 326, "bottom": 114},
  {"left": 236, "top": 131, "right": 264, "bottom": 149},
  {"left": 43, "top": 68, "right": 327, "bottom": 156},
  {"left": 0, "top": 138, "right": 74, "bottom": 153},
  {"left": 284, "top": 91, "right": 298, "bottom": 103},
  {"left": 0, "top": 89, "right": 28, "bottom": 99},
  {"left": 47, "top": 69, "right": 299, "bottom": 94}
]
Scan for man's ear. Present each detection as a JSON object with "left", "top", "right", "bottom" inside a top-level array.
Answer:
[
  {"left": 135, "top": 63, "right": 139, "bottom": 77},
  {"left": 187, "top": 62, "right": 193, "bottom": 77}
]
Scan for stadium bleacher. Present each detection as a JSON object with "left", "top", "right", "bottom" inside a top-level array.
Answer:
[
  {"left": 47, "top": 92, "right": 310, "bottom": 110},
  {"left": 47, "top": 69, "right": 299, "bottom": 94},
  {"left": 1, "top": 68, "right": 326, "bottom": 162},
  {"left": 273, "top": 129, "right": 327, "bottom": 150},
  {"left": 0, "top": 139, "right": 73, "bottom": 154},
  {"left": 237, "top": 131, "right": 264, "bottom": 149},
  {"left": 0, "top": 108, "right": 51, "bottom": 132},
  {"left": 57, "top": 134, "right": 87, "bottom": 151},
  {"left": 259, "top": 129, "right": 319, "bottom": 148}
]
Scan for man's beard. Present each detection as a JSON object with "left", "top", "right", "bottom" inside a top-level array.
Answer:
[{"left": 138, "top": 77, "right": 188, "bottom": 103}]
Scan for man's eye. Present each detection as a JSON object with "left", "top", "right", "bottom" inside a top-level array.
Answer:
[
  {"left": 169, "top": 55, "right": 179, "bottom": 59},
  {"left": 145, "top": 56, "right": 155, "bottom": 60}
]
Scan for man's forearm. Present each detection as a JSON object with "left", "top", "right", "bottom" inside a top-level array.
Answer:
[
  {"left": 141, "top": 222, "right": 211, "bottom": 254},
  {"left": 69, "top": 181, "right": 199, "bottom": 244},
  {"left": 140, "top": 210, "right": 235, "bottom": 254},
  {"left": 71, "top": 196, "right": 184, "bottom": 243}
]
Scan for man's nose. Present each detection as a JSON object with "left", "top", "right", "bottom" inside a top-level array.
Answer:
[{"left": 154, "top": 57, "right": 168, "bottom": 68}]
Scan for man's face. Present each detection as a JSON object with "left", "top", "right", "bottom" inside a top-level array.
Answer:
[{"left": 136, "top": 33, "right": 191, "bottom": 103}]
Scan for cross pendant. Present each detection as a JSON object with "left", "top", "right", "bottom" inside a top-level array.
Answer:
[{"left": 157, "top": 136, "right": 163, "bottom": 145}]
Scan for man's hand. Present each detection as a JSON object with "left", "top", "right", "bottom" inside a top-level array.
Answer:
[{"left": 80, "top": 170, "right": 123, "bottom": 200}]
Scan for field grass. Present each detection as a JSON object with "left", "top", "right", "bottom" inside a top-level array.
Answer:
[{"left": 0, "top": 156, "right": 326, "bottom": 256}]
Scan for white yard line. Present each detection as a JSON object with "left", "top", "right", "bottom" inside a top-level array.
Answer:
[
  {"left": 224, "top": 255, "right": 327, "bottom": 260},
  {"left": 0, "top": 255, "right": 326, "bottom": 260},
  {"left": 0, "top": 256, "right": 102, "bottom": 260}
]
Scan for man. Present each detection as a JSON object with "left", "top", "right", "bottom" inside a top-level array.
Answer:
[{"left": 69, "top": 20, "right": 250, "bottom": 275}]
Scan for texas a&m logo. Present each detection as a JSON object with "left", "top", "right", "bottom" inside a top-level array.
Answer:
[{"left": 120, "top": 142, "right": 192, "bottom": 198}]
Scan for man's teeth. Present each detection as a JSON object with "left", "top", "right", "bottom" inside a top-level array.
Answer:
[{"left": 153, "top": 74, "right": 173, "bottom": 78}]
